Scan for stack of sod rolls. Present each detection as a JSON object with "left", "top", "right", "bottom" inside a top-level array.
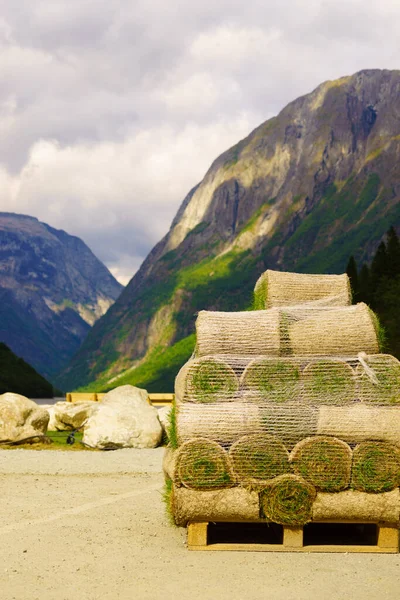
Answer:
[{"left": 164, "top": 269, "right": 400, "bottom": 529}]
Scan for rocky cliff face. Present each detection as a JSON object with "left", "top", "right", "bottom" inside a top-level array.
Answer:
[
  {"left": 56, "top": 69, "right": 400, "bottom": 392},
  {"left": 0, "top": 213, "right": 122, "bottom": 379}
]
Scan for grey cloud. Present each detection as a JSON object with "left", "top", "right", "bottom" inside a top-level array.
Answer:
[{"left": 0, "top": 0, "right": 399, "bottom": 282}]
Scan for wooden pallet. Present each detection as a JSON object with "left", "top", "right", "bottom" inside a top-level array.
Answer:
[{"left": 187, "top": 521, "right": 399, "bottom": 553}]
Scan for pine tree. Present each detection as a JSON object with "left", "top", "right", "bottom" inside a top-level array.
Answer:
[
  {"left": 386, "top": 226, "right": 400, "bottom": 277},
  {"left": 358, "top": 263, "right": 371, "bottom": 305},
  {"left": 346, "top": 256, "right": 359, "bottom": 302}
]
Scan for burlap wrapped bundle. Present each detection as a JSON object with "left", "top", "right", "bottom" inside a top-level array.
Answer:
[
  {"left": 171, "top": 486, "right": 260, "bottom": 527},
  {"left": 195, "top": 309, "right": 281, "bottom": 356},
  {"left": 312, "top": 489, "right": 400, "bottom": 524},
  {"left": 240, "top": 358, "right": 300, "bottom": 403},
  {"left": 352, "top": 442, "right": 400, "bottom": 493},
  {"left": 253, "top": 270, "right": 351, "bottom": 309},
  {"left": 288, "top": 303, "right": 379, "bottom": 356},
  {"left": 317, "top": 404, "right": 400, "bottom": 445},
  {"left": 174, "top": 437, "right": 235, "bottom": 490},
  {"left": 229, "top": 434, "right": 291, "bottom": 490},
  {"left": 290, "top": 436, "right": 352, "bottom": 492},
  {"left": 260, "top": 474, "right": 316, "bottom": 526},
  {"left": 175, "top": 356, "right": 239, "bottom": 403},
  {"left": 356, "top": 354, "right": 400, "bottom": 405},
  {"left": 260, "top": 403, "right": 319, "bottom": 449},
  {"left": 176, "top": 401, "right": 263, "bottom": 446},
  {"left": 302, "top": 359, "right": 356, "bottom": 405}
]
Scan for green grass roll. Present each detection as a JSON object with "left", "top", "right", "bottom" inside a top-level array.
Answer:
[
  {"left": 290, "top": 436, "right": 352, "bottom": 492},
  {"left": 229, "top": 434, "right": 290, "bottom": 489},
  {"left": 175, "top": 437, "right": 235, "bottom": 490},
  {"left": 176, "top": 357, "right": 239, "bottom": 403},
  {"left": 302, "top": 359, "right": 355, "bottom": 405},
  {"left": 261, "top": 474, "right": 316, "bottom": 526},
  {"left": 352, "top": 442, "right": 400, "bottom": 493},
  {"left": 241, "top": 358, "right": 300, "bottom": 403}
]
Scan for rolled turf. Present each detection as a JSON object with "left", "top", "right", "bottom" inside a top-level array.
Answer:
[
  {"left": 174, "top": 437, "right": 235, "bottom": 490},
  {"left": 195, "top": 309, "right": 281, "bottom": 357},
  {"left": 302, "top": 359, "right": 355, "bottom": 405},
  {"left": 171, "top": 485, "right": 260, "bottom": 527},
  {"left": 312, "top": 489, "right": 400, "bottom": 524},
  {"left": 356, "top": 354, "right": 400, "bottom": 405},
  {"left": 253, "top": 270, "right": 351, "bottom": 309},
  {"left": 229, "top": 433, "right": 291, "bottom": 489},
  {"left": 290, "top": 436, "right": 352, "bottom": 492},
  {"left": 261, "top": 474, "right": 316, "bottom": 526},
  {"left": 175, "top": 357, "right": 239, "bottom": 403},
  {"left": 260, "top": 402, "right": 318, "bottom": 449},
  {"left": 288, "top": 303, "right": 379, "bottom": 356},
  {"left": 352, "top": 441, "right": 400, "bottom": 493},
  {"left": 241, "top": 358, "right": 300, "bottom": 403},
  {"left": 176, "top": 401, "right": 263, "bottom": 446}
]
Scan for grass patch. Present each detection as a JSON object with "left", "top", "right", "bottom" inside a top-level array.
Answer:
[
  {"left": 0, "top": 431, "right": 97, "bottom": 451},
  {"left": 162, "top": 477, "right": 176, "bottom": 526},
  {"left": 167, "top": 401, "right": 178, "bottom": 450}
]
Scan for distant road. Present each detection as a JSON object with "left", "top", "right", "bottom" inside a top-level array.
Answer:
[{"left": 31, "top": 397, "right": 65, "bottom": 406}]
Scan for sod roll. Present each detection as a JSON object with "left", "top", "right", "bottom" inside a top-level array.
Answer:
[
  {"left": 302, "top": 359, "right": 356, "bottom": 405},
  {"left": 356, "top": 354, "right": 400, "bottom": 405},
  {"left": 240, "top": 358, "right": 300, "bottom": 403},
  {"left": 260, "top": 402, "right": 319, "bottom": 449},
  {"left": 229, "top": 434, "right": 291, "bottom": 490},
  {"left": 162, "top": 446, "right": 176, "bottom": 481},
  {"left": 175, "top": 356, "right": 239, "bottom": 403},
  {"left": 261, "top": 474, "right": 316, "bottom": 526},
  {"left": 176, "top": 401, "right": 263, "bottom": 446},
  {"left": 195, "top": 309, "right": 281, "bottom": 356},
  {"left": 171, "top": 485, "right": 260, "bottom": 527},
  {"left": 253, "top": 270, "right": 351, "bottom": 309},
  {"left": 317, "top": 404, "right": 400, "bottom": 446},
  {"left": 312, "top": 489, "right": 400, "bottom": 524},
  {"left": 288, "top": 303, "right": 379, "bottom": 356},
  {"left": 290, "top": 436, "right": 352, "bottom": 492},
  {"left": 174, "top": 437, "right": 235, "bottom": 490},
  {"left": 352, "top": 442, "right": 400, "bottom": 493}
]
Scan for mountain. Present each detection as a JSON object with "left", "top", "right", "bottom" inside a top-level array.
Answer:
[
  {"left": 56, "top": 68, "right": 400, "bottom": 392},
  {"left": 0, "top": 342, "right": 54, "bottom": 397},
  {"left": 0, "top": 213, "right": 122, "bottom": 379}
]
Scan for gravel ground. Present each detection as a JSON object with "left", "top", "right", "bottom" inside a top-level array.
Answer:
[{"left": 1, "top": 448, "right": 399, "bottom": 600}]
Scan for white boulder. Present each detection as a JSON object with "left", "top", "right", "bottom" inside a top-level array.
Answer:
[
  {"left": 0, "top": 392, "right": 49, "bottom": 443},
  {"left": 83, "top": 385, "right": 162, "bottom": 450},
  {"left": 40, "top": 404, "right": 57, "bottom": 431},
  {"left": 158, "top": 405, "right": 172, "bottom": 439},
  {"left": 49, "top": 401, "right": 96, "bottom": 431}
]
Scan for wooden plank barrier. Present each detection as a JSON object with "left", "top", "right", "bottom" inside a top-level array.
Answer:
[{"left": 66, "top": 392, "right": 174, "bottom": 406}]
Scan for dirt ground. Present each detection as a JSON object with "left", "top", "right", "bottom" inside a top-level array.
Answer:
[{"left": 0, "top": 448, "right": 399, "bottom": 600}]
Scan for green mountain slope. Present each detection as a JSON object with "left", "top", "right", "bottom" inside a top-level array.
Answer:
[
  {"left": 55, "top": 69, "right": 400, "bottom": 392},
  {"left": 0, "top": 342, "right": 54, "bottom": 397}
]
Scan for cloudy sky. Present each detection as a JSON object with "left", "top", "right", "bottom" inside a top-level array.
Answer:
[{"left": 0, "top": 1, "right": 399, "bottom": 284}]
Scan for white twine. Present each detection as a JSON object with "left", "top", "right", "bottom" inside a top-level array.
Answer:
[{"left": 358, "top": 351, "right": 380, "bottom": 385}]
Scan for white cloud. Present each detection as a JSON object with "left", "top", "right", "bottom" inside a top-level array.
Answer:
[{"left": 0, "top": 0, "right": 399, "bottom": 283}]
